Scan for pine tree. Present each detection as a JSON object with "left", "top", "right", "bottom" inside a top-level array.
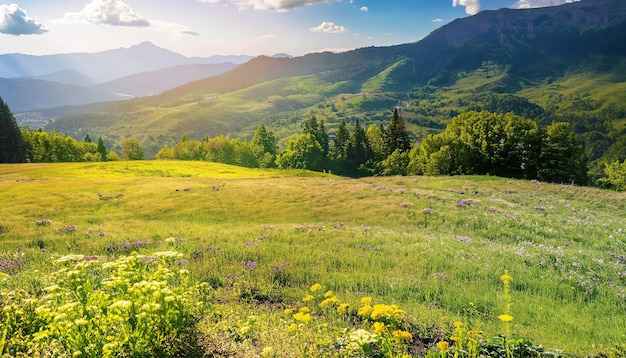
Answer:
[
  {"left": 252, "top": 123, "right": 277, "bottom": 155},
  {"left": 97, "top": 137, "right": 107, "bottom": 161},
  {"left": 385, "top": 108, "right": 411, "bottom": 155},
  {"left": 346, "top": 120, "right": 372, "bottom": 168},
  {"left": 331, "top": 119, "right": 349, "bottom": 159},
  {"left": 84, "top": 134, "right": 92, "bottom": 142},
  {"left": 0, "top": 97, "right": 26, "bottom": 163}
]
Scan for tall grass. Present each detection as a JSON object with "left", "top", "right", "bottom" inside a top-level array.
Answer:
[{"left": 1, "top": 161, "right": 625, "bottom": 355}]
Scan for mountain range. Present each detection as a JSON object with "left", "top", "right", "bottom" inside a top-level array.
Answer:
[
  {"left": 0, "top": 42, "right": 252, "bottom": 113},
  {"left": 5, "top": 0, "right": 626, "bottom": 176}
]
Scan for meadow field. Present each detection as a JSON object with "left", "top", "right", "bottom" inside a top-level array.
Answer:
[{"left": 1, "top": 161, "right": 625, "bottom": 357}]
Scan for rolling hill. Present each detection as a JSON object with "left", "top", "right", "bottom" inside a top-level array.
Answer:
[{"left": 44, "top": 0, "right": 626, "bottom": 174}]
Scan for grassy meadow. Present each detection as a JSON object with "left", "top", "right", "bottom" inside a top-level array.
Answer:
[{"left": 1, "top": 161, "right": 625, "bottom": 356}]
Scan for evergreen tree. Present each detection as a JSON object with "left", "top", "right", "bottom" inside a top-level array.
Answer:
[
  {"left": 252, "top": 123, "right": 277, "bottom": 155},
  {"left": 346, "top": 120, "right": 373, "bottom": 169},
  {"left": 303, "top": 116, "right": 329, "bottom": 155},
  {"left": 330, "top": 119, "right": 349, "bottom": 159},
  {"left": 97, "top": 137, "right": 107, "bottom": 161},
  {"left": 84, "top": 134, "right": 92, "bottom": 142},
  {"left": 0, "top": 97, "right": 26, "bottom": 163},
  {"left": 385, "top": 108, "right": 411, "bottom": 155}
]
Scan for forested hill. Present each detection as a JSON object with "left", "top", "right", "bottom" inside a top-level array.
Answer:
[{"left": 46, "top": 0, "right": 626, "bottom": 173}]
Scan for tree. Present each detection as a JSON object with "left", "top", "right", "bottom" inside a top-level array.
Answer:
[
  {"left": 0, "top": 97, "right": 26, "bottom": 163},
  {"left": 97, "top": 137, "right": 107, "bottom": 161},
  {"left": 346, "top": 120, "right": 373, "bottom": 169},
  {"left": 303, "top": 116, "right": 329, "bottom": 155},
  {"left": 599, "top": 159, "right": 626, "bottom": 191},
  {"left": 120, "top": 138, "right": 144, "bottom": 160},
  {"left": 385, "top": 108, "right": 411, "bottom": 155},
  {"left": 252, "top": 123, "right": 277, "bottom": 156},
  {"left": 276, "top": 134, "right": 323, "bottom": 170},
  {"left": 330, "top": 119, "right": 349, "bottom": 159},
  {"left": 84, "top": 134, "right": 92, "bottom": 143},
  {"left": 538, "top": 122, "right": 588, "bottom": 185}
]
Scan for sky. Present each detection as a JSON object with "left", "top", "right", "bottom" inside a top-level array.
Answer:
[{"left": 0, "top": 0, "right": 580, "bottom": 58}]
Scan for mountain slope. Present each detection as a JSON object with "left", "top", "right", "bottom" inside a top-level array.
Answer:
[{"left": 93, "top": 63, "right": 239, "bottom": 97}]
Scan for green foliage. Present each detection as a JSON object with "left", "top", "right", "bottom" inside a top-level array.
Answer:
[
  {"left": 21, "top": 128, "right": 100, "bottom": 163},
  {"left": 276, "top": 133, "right": 324, "bottom": 170},
  {"left": 330, "top": 118, "right": 350, "bottom": 160},
  {"left": 599, "top": 159, "right": 626, "bottom": 191},
  {"left": 0, "top": 97, "right": 26, "bottom": 163},
  {"left": 120, "top": 138, "right": 144, "bottom": 160},
  {"left": 2, "top": 252, "right": 210, "bottom": 357},
  {"left": 409, "top": 111, "right": 588, "bottom": 184},
  {"left": 385, "top": 109, "right": 412, "bottom": 155},
  {"left": 538, "top": 122, "right": 589, "bottom": 185},
  {"left": 97, "top": 137, "right": 107, "bottom": 162}
]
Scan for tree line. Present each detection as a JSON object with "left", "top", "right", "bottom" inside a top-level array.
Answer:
[{"left": 2, "top": 95, "right": 624, "bottom": 189}]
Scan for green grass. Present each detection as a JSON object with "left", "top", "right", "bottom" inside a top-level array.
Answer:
[{"left": 1, "top": 161, "right": 625, "bottom": 355}]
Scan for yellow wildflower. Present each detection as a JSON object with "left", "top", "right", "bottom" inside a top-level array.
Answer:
[
  {"left": 500, "top": 270, "right": 513, "bottom": 284},
  {"left": 371, "top": 304, "right": 392, "bottom": 320},
  {"left": 287, "top": 323, "right": 298, "bottom": 333},
  {"left": 392, "top": 330, "right": 413, "bottom": 342},
  {"left": 498, "top": 314, "right": 514, "bottom": 322},
  {"left": 283, "top": 308, "right": 294, "bottom": 315},
  {"left": 357, "top": 304, "right": 373, "bottom": 318},
  {"left": 453, "top": 321, "right": 464, "bottom": 329},
  {"left": 324, "top": 290, "right": 334, "bottom": 298},
  {"left": 450, "top": 336, "right": 459, "bottom": 342},
  {"left": 293, "top": 312, "right": 312, "bottom": 323},
  {"left": 310, "top": 283, "right": 322, "bottom": 292},
  {"left": 372, "top": 322, "right": 385, "bottom": 334},
  {"left": 337, "top": 303, "right": 350, "bottom": 313},
  {"left": 299, "top": 306, "right": 310, "bottom": 313},
  {"left": 319, "top": 296, "right": 339, "bottom": 308},
  {"left": 361, "top": 296, "right": 372, "bottom": 305},
  {"left": 436, "top": 341, "right": 449, "bottom": 352},
  {"left": 302, "top": 294, "right": 315, "bottom": 303}
]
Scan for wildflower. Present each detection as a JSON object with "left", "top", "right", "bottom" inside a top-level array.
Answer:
[
  {"left": 320, "top": 296, "right": 339, "bottom": 308},
  {"left": 422, "top": 207, "right": 432, "bottom": 213},
  {"left": 310, "top": 283, "right": 322, "bottom": 292},
  {"left": 436, "top": 341, "right": 449, "bottom": 352},
  {"left": 299, "top": 306, "right": 310, "bottom": 313},
  {"left": 450, "top": 336, "right": 459, "bottom": 342},
  {"left": 302, "top": 294, "right": 315, "bottom": 302},
  {"left": 243, "top": 261, "right": 258, "bottom": 270},
  {"left": 293, "top": 311, "right": 311, "bottom": 323},
  {"left": 498, "top": 314, "right": 513, "bottom": 322},
  {"left": 337, "top": 303, "right": 350, "bottom": 313},
  {"left": 324, "top": 290, "right": 334, "bottom": 298},
  {"left": 284, "top": 308, "right": 295, "bottom": 315},
  {"left": 360, "top": 296, "right": 372, "bottom": 305},
  {"left": 372, "top": 322, "right": 385, "bottom": 334},
  {"left": 358, "top": 304, "right": 373, "bottom": 318},
  {"left": 453, "top": 321, "right": 464, "bottom": 329},
  {"left": 348, "top": 329, "right": 378, "bottom": 345},
  {"left": 392, "top": 330, "right": 413, "bottom": 342},
  {"left": 500, "top": 270, "right": 513, "bottom": 284},
  {"left": 287, "top": 323, "right": 298, "bottom": 333}
]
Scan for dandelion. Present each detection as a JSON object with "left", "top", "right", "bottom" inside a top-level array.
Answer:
[
  {"left": 310, "top": 283, "right": 322, "bottom": 292},
  {"left": 302, "top": 294, "right": 315, "bottom": 302},
  {"left": 392, "top": 329, "right": 413, "bottom": 342},
  {"left": 372, "top": 321, "right": 385, "bottom": 334},
  {"left": 287, "top": 323, "right": 298, "bottom": 333},
  {"left": 323, "top": 290, "right": 334, "bottom": 298},
  {"left": 293, "top": 311, "right": 311, "bottom": 324},
  {"left": 284, "top": 308, "right": 295, "bottom": 315},
  {"left": 498, "top": 314, "right": 514, "bottom": 322},
  {"left": 360, "top": 296, "right": 372, "bottom": 305},
  {"left": 337, "top": 303, "right": 350, "bottom": 313}
]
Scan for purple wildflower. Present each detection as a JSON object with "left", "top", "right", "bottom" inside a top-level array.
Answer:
[
  {"left": 243, "top": 261, "right": 258, "bottom": 270},
  {"left": 83, "top": 255, "right": 99, "bottom": 261},
  {"left": 422, "top": 208, "right": 432, "bottom": 214},
  {"left": 35, "top": 219, "right": 52, "bottom": 226},
  {"left": 0, "top": 259, "right": 27, "bottom": 272},
  {"left": 457, "top": 199, "right": 473, "bottom": 207},
  {"left": 177, "top": 259, "right": 189, "bottom": 266}
]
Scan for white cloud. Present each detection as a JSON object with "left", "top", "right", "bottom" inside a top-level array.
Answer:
[
  {"left": 452, "top": 0, "right": 481, "bottom": 15},
  {"left": 63, "top": 0, "right": 150, "bottom": 27},
  {"left": 0, "top": 4, "right": 48, "bottom": 35},
  {"left": 360, "top": 6, "right": 368, "bottom": 12},
  {"left": 257, "top": 33, "right": 275, "bottom": 39},
  {"left": 431, "top": 18, "right": 443, "bottom": 22},
  {"left": 310, "top": 21, "right": 347, "bottom": 34},
  {"left": 201, "top": 0, "right": 336, "bottom": 11},
  {"left": 509, "top": 0, "right": 578, "bottom": 9}
]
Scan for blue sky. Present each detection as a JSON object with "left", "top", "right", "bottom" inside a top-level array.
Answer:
[{"left": 0, "top": 0, "right": 579, "bottom": 57}]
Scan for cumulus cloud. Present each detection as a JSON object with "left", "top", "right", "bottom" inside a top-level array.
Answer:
[
  {"left": 509, "top": 0, "right": 578, "bottom": 9},
  {"left": 201, "top": 0, "right": 336, "bottom": 11},
  {"left": 310, "top": 21, "right": 347, "bottom": 34},
  {"left": 360, "top": 6, "right": 368, "bottom": 12},
  {"left": 452, "top": 0, "right": 481, "bottom": 15},
  {"left": 0, "top": 4, "right": 48, "bottom": 35},
  {"left": 63, "top": 0, "right": 150, "bottom": 27}
]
